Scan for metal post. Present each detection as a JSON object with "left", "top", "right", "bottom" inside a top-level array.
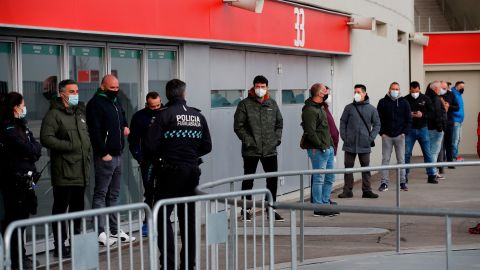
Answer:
[
  {"left": 396, "top": 168, "right": 401, "bottom": 253},
  {"left": 299, "top": 174, "right": 304, "bottom": 262},
  {"left": 446, "top": 215, "right": 452, "bottom": 270},
  {"left": 290, "top": 210, "right": 297, "bottom": 270},
  {"left": 428, "top": 16, "right": 431, "bottom": 32}
]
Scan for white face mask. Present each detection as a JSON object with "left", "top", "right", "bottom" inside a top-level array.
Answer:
[
  {"left": 255, "top": 88, "right": 267, "bottom": 98},
  {"left": 354, "top": 93, "right": 362, "bottom": 102},
  {"left": 390, "top": 90, "right": 400, "bottom": 98},
  {"left": 411, "top": 92, "right": 420, "bottom": 99},
  {"left": 440, "top": 88, "right": 447, "bottom": 95}
]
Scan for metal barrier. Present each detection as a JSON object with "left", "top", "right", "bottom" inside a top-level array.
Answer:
[
  {"left": 3, "top": 203, "right": 154, "bottom": 270},
  {"left": 0, "top": 234, "right": 3, "bottom": 269},
  {"left": 197, "top": 161, "right": 480, "bottom": 269},
  {"left": 152, "top": 189, "right": 275, "bottom": 270}
]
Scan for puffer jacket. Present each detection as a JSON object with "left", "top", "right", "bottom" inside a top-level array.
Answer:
[
  {"left": 301, "top": 98, "right": 333, "bottom": 150},
  {"left": 40, "top": 98, "right": 91, "bottom": 186},
  {"left": 425, "top": 88, "right": 447, "bottom": 132},
  {"left": 340, "top": 96, "right": 381, "bottom": 154},
  {"left": 234, "top": 88, "right": 283, "bottom": 157}
]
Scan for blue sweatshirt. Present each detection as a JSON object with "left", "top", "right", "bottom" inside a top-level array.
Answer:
[{"left": 451, "top": 87, "right": 464, "bottom": 123}]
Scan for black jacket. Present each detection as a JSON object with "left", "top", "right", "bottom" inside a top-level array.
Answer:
[
  {"left": 377, "top": 95, "right": 412, "bottom": 137},
  {"left": 128, "top": 107, "right": 160, "bottom": 163},
  {"left": 86, "top": 89, "right": 128, "bottom": 157},
  {"left": 404, "top": 93, "right": 432, "bottom": 129},
  {"left": 0, "top": 118, "right": 41, "bottom": 181},
  {"left": 441, "top": 90, "right": 459, "bottom": 124},
  {"left": 425, "top": 88, "right": 447, "bottom": 132},
  {"left": 146, "top": 98, "right": 212, "bottom": 165}
]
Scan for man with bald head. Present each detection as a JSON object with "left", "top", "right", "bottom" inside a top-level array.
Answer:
[{"left": 86, "top": 74, "right": 134, "bottom": 246}]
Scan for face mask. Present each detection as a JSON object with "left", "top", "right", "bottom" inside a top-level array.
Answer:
[
  {"left": 68, "top": 94, "right": 79, "bottom": 106},
  {"left": 411, "top": 92, "right": 420, "bottom": 99},
  {"left": 390, "top": 90, "right": 400, "bottom": 99},
  {"left": 255, "top": 88, "right": 267, "bottom": 98},
  {"left": 105, "top": 89, "right": 119, "bottom": 99},
  {"left": 19, "top": 106, "right": 27, "bottom": 119},
  {"left": 354, "top": 93, "right": 362, "bottom": 102},
  {"left": 440, "top": 88, "right": 447, "bottom": 95},
  {"left": 324, "top": 94, "right": 332, "bottom": 104},
  {"left": 459, "top": 88, "right": 464, "bottom": 94}
]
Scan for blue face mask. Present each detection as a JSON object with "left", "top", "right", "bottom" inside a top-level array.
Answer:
[
  {"left": 19, "top": 106, "right": 27, "bottom": 119},
  {"left": 68, "top": 94, "right": 79, "bottom": 106}
]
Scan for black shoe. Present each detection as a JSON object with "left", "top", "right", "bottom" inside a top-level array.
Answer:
[
  {"left": 329, "top": 200, "right": 338, "bottom": 205},
  {"left": 338, "top": 191, "right": 353, "bottom": 198},
  {"left": 378, "top": 183, "right": 388, "bottom": 192},
  {"left": 273, "top": 211, "right": 285, "bottom": 222},
  {"left": 53, "top": 246, "right": 71, "bottom": 258},
  {"left": 240, "top": 209, "right": 252, "bottom": 222},
  {"left": 428, "top": 175, "right": 439, "bottom": 184},
  {"left": 362, "top": 191, "right": 379, "bottom": 198},
  {"left": 400, "top": 183, "right": 408, "bottom": 191},
  {"left": 313, "top": 211, "right": 338, "bottom": 217}
]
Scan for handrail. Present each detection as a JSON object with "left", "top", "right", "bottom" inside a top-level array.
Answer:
[{"left": 197, "top": 161, "right": 480, "bottom": 190}]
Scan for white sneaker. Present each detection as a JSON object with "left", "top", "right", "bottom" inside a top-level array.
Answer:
[
  {"left": 111, "top": 229, "right": 136, "bottom": 243},
  {"left": 98, "top": 232, "right": 117, "bottom": 246}
]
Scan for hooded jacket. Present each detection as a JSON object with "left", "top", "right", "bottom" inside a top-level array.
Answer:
[
  {"left": 377, "top": 94, "right": 412, "bottom": 137},
  {"left": 301, "top": 98, "right": 333, "bottom": 150},
  {"left": 340, "top": 95, "right": 381, "bottom": 154},
  {"left": 234, "top": 88, "right": 283, "bottom": 157},
  {"left": 40, "top": 98, "right": 91, "bottom": 186},
  {"left": 451, "top": 87, "right": 464, "bottom": 123},
  {"left": 86, "top": 89, "right": 128, "bottom": 157},
  {"left": 425, "top": 88, "right": 447, "bottom": 132}
]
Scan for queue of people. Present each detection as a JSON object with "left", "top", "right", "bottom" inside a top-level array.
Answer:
[{"left": 0, "top": 73, "right": 469, "bottom": 269}]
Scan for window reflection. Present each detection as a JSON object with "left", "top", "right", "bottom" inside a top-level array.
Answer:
[
  {"left": 69, "top": 46, "right": 104, "bottom": 102},
  {"left": 211, "top": 90, "right": 243, "bottom": 108},
  {"left": 0, "top": 42, "right": 14, "bottom": 94},
  {"left": 148, "top": 50, "right": 176, "bottom": 103},
  {"left": 282, "top": 89, "right": 306, "bottom": 104}
]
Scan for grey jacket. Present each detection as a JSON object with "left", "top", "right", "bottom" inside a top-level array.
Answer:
[{"left": 340, "top": 97, "right": 381, "bottom": 154}]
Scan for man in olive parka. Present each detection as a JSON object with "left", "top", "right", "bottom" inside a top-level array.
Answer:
[
  {"left": 233, "top": 75, "right": 284, "bottom": 222},
  {"left": 40, "top": 79, "right": 91, "bottom": 258}
]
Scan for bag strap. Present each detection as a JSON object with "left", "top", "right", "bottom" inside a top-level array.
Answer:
[{"left": 353, "top": 104, "right": 371, "bottom": 136}]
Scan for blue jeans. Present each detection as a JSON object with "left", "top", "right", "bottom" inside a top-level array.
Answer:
[
  {"left": 405, "top": 127, "right": 434, "bottom": 176},
  {"left": 428, "top": 130, "right": 444, "bottom": 175},
  {"left": 307, "top": 146, "right": 335, "bottom": 204},
  {"left": 452, "top": 122, "right": 462, "bottom": 159}
]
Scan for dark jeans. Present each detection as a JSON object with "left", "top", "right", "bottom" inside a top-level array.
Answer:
[
  {"left": 140, "top": 161, "right": 154, "bottom": 208},
  {"left": 405, "top": 127, "right": 435, "bottom": 176},
  {"left": 443, "top": 123, "right": 454, "bottom": 162},
  {"left": 52, "top": 186, "right": 85, "bottom": 249},
  {"left": 241, "top": 155, "right": 278, "bottom": 202},
  {"left": 343, "top": 151, "right": 372, "bottom": 192},
  {"left": 92, "top": 155, "right": 122, "bottom": 234},
  {"left": 155, "top": 163, "right": 200, "bottom": 270}
]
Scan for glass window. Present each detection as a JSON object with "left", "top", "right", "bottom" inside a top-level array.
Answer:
[
  {"left": 282, "top": 89, "right": 305, "bottom": 104},
  {"left": 148, "top": 50, "right": 176, "bottom": 103},
  {"left": 69, "top": 46, "right": 104, "bottom": 103},
  {"left": 211, "top": 90, "right": 243, "bottom": 108},
  {"left": 269, "top": 89, "right": 277, "bottom": 101},
  {"left": 21, "top": 43, "right": 62, "bottom": 125},
  {"left": 0, "top": 42, "right": 14, "bottom": 94},
  {"left": 111, "top": 48, "right": 142, "bottom": 204}
]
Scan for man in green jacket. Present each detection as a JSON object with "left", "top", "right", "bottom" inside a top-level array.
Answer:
[
  {"left": 234, "top": 75, "right": 284, "bottom": 222},
  {"left": 301, "top": 83, "right": 337, "bottom": 217},
  {"left": 40, "top": 79, "right": 91, "bottom": 258}
]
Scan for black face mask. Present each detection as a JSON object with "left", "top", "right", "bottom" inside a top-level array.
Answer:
[
  {"left": 323, "top": 94, "right": 329, "bottom": 102},
  {"left": 459, "top": 88, "right": 464, "bottom": 94},
  {"left": 105, "top": 89, "right": 119, "bottom": 99}
]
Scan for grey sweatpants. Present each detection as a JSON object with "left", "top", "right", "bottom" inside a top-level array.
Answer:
[{"left": 380, "top": 134, "right": 406, "bottom": 185}]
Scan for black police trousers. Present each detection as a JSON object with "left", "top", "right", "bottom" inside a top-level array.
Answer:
[{"left": 155, "top": 162, "right": 200, "bottom": 270}]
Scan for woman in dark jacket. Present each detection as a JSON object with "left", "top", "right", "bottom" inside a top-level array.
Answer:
[{"left": 0, "top": 92, "right": 42, "bottom": 269}]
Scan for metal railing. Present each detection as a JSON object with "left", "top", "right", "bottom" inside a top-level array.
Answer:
[
  {"left": 197, "top": 160, "right": 480, "bottom": 269},
  {"left": 151, "top": 189, "right": 275, "bottom": 270},
  {"left": 3, "top": 203, "right": 154, "bottom": 270}
]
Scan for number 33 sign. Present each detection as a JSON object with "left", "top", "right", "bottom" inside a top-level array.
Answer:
[{"left": 294, "top": 7, "right": 305, "bottom": 47}]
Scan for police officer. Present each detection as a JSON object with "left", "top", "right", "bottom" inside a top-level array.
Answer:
[
  {"left": 146, "top": 79, "right": 212, "bottom": 270},
  {"left": 0, "top": 92, "right": 42, "bottom": 269}
]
